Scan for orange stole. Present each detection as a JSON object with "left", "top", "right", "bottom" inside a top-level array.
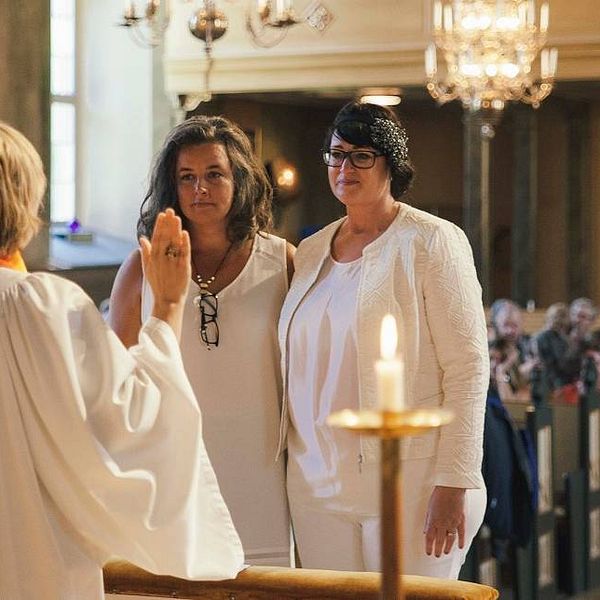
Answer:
[{"left": 0, "top": 251, "right": 27, "bottom": 272}]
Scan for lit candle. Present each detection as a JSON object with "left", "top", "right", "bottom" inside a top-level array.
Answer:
[
  {"left": 549, "top": 47, "right": 558, "bottom": 77},
  {"left": 540, "top": 48, "right": 549, "bottom": 78},
  {"left": 518, "top": 3, "right": 527, "bottom": 28},
  {"left": 124, "top": 0, "right": 135, "bottom": 20},
  {"left": 375, "top": 314, "right": 405, "bottom": 412},
  {"left": 433, "top": 1, "right": 443, "bottom": 30},
  {"left": 527, "top": 0, "right": 535, "bottom": 26},
  {"left": 425, "top": 44, "right": 438, "bottom": 77},
  {"left": 540, "top": 2, "right": 549, "bottom": 32},
  {"left": 275, "top": 0, "right": 290, "bottom": 20},
  {"left": 443, "top": 4, "right": 453, "bottom": 31}
]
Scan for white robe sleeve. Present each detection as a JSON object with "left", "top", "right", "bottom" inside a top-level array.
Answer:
[{"left": 0, "top": 272, "right": 244, "bottom": 597}]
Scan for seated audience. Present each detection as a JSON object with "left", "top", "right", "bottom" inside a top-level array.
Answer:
[
  {"left": 535, "top": 302, "right": 582, "bottom": 391},
  {"left": 569, "top": 298, "right": 600, "bottom": 392},
  {"left": 489, "top": 299, "right": 538, "bottom": 392},
  {"left": 482, "top": 336, "right": 536, "bottom": 564},
  {"left": 569, "top": 297, "right": 598, "bottom": 348},
  {"left": 489, "top": 338, "right": 521, "bottom": 401},
  {"left": 483, "top": 342, "right": 535, "bottom": 560}
]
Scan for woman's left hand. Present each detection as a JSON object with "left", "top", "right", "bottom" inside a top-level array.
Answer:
[{"left": 423, "top": 486, "right": 466, "bottom": 557}]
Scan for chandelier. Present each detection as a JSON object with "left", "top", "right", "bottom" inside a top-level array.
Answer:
[
  {"left": 119, "top": 1, "right": 333, "bottom": 106},
  {"left": 119, "top": 1, "right": 333, "bottom": 49},
  {"left": 425, "top": 0, "right": 558, "bottom": 114},
  {"left": 120, "top": 0, "right": 170, "bottom": 47}
]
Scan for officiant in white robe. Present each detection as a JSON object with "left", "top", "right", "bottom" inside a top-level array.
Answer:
[{"left": 0, "top": 121, "right": 244, "bottom": 600}]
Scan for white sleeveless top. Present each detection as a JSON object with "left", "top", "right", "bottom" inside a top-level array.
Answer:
[
  {"left": 286, "top": 254, "right": 379, "bottom": 515},
  {"left": 142, "top": 233, "right": 292, "bottom": 566}
]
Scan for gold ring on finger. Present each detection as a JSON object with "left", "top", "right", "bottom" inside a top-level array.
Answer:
[{"left": 165, "top": 245, "right": 179, "bottom": 258}]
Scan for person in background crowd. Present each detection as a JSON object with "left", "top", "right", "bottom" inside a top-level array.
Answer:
[
  {"left": 490, "top": 299, "right": 538, "bottom": 393},
  {"left": 482, "top": 340, "right": 535, "bottom": 562},
  {"left": 535, "top": 302, "right": 581, "bottom": 391},
  {"left": 568, "top": 298, "right": 600, "bottom": 393},
  {"left": 109, "top": 115, "right": 294, "bottom": 567},
  {"left": 569, "top": 297, "right": 598, "bottom": 348},
  {"left": 0, "top": 121, "right": 243, "bottom": 600}
]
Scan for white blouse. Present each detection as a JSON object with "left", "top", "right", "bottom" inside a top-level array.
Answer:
[
  {"left": 142, "top": 234, "right": 292, "bottom": 566},
  {"left": 287, "top": 255, "right": 378, "bottom": 514}
]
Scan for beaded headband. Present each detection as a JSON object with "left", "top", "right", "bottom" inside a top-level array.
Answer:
[
  {"left": 334, "top": 115, "right": 409, "bottom": 170},
  {"left": 370, "top": 118, "right": 409, "bottom": 168}
]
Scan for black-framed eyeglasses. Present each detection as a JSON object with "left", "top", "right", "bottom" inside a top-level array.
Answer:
[
  {"left": 193, "top": 291, "right": 219, "bottom": 349},
  {"left": 322, "top": 149, "right": 384, "bottom": 169}
]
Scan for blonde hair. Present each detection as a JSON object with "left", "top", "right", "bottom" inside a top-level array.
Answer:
[{"left": 0, "top": 122, "right": 46, "bottom": 255}]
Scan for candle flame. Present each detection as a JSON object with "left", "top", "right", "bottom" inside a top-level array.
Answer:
[{"left": 380, "top": 314, "right": 398, "bottom": 360}]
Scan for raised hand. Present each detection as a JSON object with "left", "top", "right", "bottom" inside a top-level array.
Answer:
[{"left": 140, "top": 209, "right": 191, "bottom": 338}]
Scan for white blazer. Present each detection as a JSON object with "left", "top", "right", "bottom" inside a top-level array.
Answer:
[{"left": 278, "top": 203, "right": 489, "bottom": 489}]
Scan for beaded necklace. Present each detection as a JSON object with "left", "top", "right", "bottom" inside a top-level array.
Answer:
[{"left": 191, "top": 242, "right": 233, "bottom": 293}]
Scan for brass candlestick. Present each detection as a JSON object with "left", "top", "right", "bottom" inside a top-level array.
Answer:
[{"left": 327, "top": 408, "right": 453, "bottom": 600}]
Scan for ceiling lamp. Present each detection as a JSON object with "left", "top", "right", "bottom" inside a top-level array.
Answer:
[
  {"left": 358, "top": 88, "right": 402, "bottom": 107},
  {"left": 120, "top": 0, "right": 172, "bottom": 47},
  {"left": 246, "top": 0, "right": 334, "bottom": 48},
  {"left": 425, "top": 0, "right": 558, "bottom": 116}
]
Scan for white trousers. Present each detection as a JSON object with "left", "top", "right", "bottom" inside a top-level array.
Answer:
[{"left": 288, "top": 456, "right": 486, "bottom": 578}]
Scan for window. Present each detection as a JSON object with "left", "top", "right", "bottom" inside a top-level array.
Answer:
[{"left": 50, "top": 0, "right": 77, "bottom": 223}]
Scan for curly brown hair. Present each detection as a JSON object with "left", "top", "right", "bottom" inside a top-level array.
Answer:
[{"left": 138, "top": 116, "right": 272, "bottom": 244}]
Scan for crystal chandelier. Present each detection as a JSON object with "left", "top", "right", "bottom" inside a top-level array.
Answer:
[{"left": 425, "top": 0, "right": 558, "bottom": 114}]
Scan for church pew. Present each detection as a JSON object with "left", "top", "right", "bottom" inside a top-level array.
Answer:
[
  {"left": 578, "top": 385, "right": 600, "bottom": 589},
  {"left": 462, "top": 397, "right": 557, "bottom": 599}
]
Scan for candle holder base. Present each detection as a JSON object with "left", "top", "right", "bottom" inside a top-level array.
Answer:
[{"left": 327, "top": 407, "right": 453, "bottom": 600}]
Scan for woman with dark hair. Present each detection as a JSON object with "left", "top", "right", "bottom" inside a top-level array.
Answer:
[
  {"left": 0, "top": 121, "right": 243, "bottom": 599},
  {"left": 110, "top": 115, "right": 294, "bottom": 566},
  {"left": 278, "top": 102, "right": 488, "bottom": 577}
]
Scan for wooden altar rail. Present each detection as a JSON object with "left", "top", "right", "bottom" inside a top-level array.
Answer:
[{"left": 104, "top": 561, "right": 499, "bottom": 600}]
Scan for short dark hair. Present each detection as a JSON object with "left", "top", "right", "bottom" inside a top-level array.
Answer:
[
  {"left": 137, "top": 116, "right": 272, "bottom": 243},
  {"left": 323, "top": 101, "right": 415, "bottom": 200}
]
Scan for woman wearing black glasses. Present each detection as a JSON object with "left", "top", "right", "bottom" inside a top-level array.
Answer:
[
  {"left": 278, "top": 101, "right": 488, "bottom": 578},
  {"left": 109, "top": 115, "right": 295, "bottom": 567}
]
